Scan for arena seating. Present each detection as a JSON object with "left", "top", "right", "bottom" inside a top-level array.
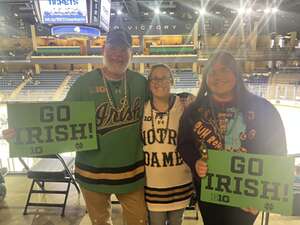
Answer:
[
  {"left": 10, "top": 71, "right": 68, "bottom": 102},
  {"left": 270, "top": 72, "right": 300, "bottom": 84},
  {"left": 0, "top": 73, "right": 24, "bottom": 97},
  {"left": 244, "top": 74, "right": 270, "bottom": 84},
  {"left": 173, "top": 70, "right": 199, "bottom": 89},
  {"left": 0, "top": 49, "right": 30, "bottom": 60},
  {"left": 149, "top": 45, "right": 196, "bottom": 55},
  {"left": 88, "top": 46, "right": 141, "bottom": 55},
  {"left": 144, "top": 68, "right": 199, "bottom": 89},
  {"left": 88, "top": 47, "right": 103, "bottom": 55},
  {"left": 33, "top": 47, "right": 81, "bottom": 56},
  {"left": 60, "top": 73, "right": 81, "bottom": 99}
]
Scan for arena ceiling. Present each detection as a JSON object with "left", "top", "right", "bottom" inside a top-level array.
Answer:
[{"left": 0, "top": 0, "right": 299, "bottom": 36}]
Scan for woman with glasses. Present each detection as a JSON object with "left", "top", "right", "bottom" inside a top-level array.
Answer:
[
  {"left": 142, "top": 64, "right": 193, "bottom": 225},
  {"left": 177, "top": 51, "right": 287, "bottom": 225}
]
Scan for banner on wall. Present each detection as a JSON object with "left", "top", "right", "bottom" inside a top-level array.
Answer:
[
  {"left": 110, "top": 17, "right": 196, "bottom": 35},
  {"left": 200, "top": 150, "right": 294, "bottom": 215},
  {"left": 7, "top": 101, "right": 97, "bottom": 157}
]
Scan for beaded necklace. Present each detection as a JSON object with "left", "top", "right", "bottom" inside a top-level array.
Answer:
[
  {"left": 102, "top": 71, "right": 128, "bottom": 113},
  {"left": 209, "top": 99, "right": 238, "bottom": 147}
]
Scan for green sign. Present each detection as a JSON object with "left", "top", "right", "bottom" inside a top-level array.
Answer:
[
  {"left": 7, "top": 101, "right": 97, "bottom": 157},
  {"left": 200, "top": 150, "right": 294, "bottom": 215}
]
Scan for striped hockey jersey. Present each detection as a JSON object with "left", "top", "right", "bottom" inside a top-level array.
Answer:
[
  {"left": 142, "top": 96, "right": 193, "bottom": 212},
  {"left": 65, "top": 69, "right": 148, "bottom": 194}
]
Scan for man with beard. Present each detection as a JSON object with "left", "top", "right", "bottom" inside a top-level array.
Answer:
[
  {"left": 3, "top": 29, "right": 148, "bottom": 225},
  {"left": 66, "top": 29, "right": 148, "bottom": 225}
]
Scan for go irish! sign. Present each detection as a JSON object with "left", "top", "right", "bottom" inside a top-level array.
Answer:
[
  {"left": 200, "top": 150, "right": 294, "bottom": 215},
  {"left": 7, "top": 101, "right": 97, "bottom": 157}
]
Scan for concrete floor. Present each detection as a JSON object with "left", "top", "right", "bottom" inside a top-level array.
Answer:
[{"left": 0, "top": 175, "right": 300, "bottom": 225}]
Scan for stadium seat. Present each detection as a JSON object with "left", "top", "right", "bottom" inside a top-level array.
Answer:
[{"left": 18, "top": 154, "right": 80, "bottom": 216}]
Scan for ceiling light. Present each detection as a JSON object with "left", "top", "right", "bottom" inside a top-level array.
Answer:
[
  {"left": 199, "top": 8, "right": 206, "bottom": 15},
  {"left": 117, "top": 10, "right": 122, "bottom": 15},
  {"left": 154, "top": 8, "right": 160, "bottom": 15},
  {"left": 246, "top": 8, "right": 252, "bottom": 14},
  {"left": 272, "top": 7, "right": 278, "bottom": 14},
  {"left": 264, "top": 8, "right": 271, "bottom": 14},
  {"left": 238, "top": 8, "right": 246, "bottom": 15}
]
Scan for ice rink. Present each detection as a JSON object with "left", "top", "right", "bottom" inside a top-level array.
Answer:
[{"left": 277, "top": 105, "right": 300, "bottom": 156}]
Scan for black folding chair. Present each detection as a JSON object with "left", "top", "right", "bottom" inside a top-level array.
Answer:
[{"left": 19, "top": 154, "right": 80, "bottom": 216}]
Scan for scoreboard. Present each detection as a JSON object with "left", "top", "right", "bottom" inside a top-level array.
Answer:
[
  {"left": 33, "top": 0, "right": 111, "bottom": 33},
  {"left": 39, "top": 0, "right": 88, "bottom": 24}
]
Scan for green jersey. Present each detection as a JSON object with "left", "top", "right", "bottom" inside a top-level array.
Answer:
[{"left": 65, "top": 69, "right": 148, "bottom": 193}]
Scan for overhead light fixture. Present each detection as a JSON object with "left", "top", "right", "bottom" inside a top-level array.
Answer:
[
  {"left": 264, "top": 8, "right": 271, "bottom": 14},
  {"left": 169, "top": 11, "right": 174, "bottom": 15},
  {"left": 246, "top": 8, "right": 252, "bottom": 14},
  {"left": 117, "top": 10, "right": 122, "bottom": 15},
  {"left": 199, "top": 8, "right": 206, "bottom": 15},
  {"left": 162, "top": 11, "right": 167, "bottom": 15},
  {"left": 238, "top": 8, "right": 246, "bottom": 15},
  {"left": 154, "top": 8, "right": 160, "bottom": 15},
  {"left": 272, "top": 7, "right": 278, "bottom": 14}
]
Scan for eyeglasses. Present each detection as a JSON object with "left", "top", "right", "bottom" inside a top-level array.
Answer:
[{"left": 149, "top": 77, "right": 172, "bottom": 85}]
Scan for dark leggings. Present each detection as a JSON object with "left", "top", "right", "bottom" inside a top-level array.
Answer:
[{"left": 198, "top": 201, "right": 258, "bottom": 225}]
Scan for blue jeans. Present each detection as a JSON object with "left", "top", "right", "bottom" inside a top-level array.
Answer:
[{"left": 148, "top": 209, "right": 185, "bottom": 225}]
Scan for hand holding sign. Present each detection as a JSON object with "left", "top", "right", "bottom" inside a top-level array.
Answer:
[
  {"left": 242, "top": 207, "right": 259, "bottom": 215},
  {"left": 195, "top": 159, "right": 208, "bottom": 178},
  {"left": 2, "top": 128, "right": 16, "bottom": 141}
]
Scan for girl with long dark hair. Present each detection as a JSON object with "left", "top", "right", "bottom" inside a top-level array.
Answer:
[{"left": 177, "top": 51, "right": 287, "bottom": 225}]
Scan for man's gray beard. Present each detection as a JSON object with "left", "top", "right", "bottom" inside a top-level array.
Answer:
[{"left": 103, "top": 57, "right": 129, "bottom": 75}]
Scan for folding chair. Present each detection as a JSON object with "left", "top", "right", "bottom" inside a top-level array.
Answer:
[{"left": 19, "top": 154, "right": 80, "bottom": 216}]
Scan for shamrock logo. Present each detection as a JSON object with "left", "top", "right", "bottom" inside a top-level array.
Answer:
[
  {"left": 264, "top": 202, "right": 274, "bottom": 211},
  {"left": 75, "top": 142, "right": 83, "bottom": 150}
]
